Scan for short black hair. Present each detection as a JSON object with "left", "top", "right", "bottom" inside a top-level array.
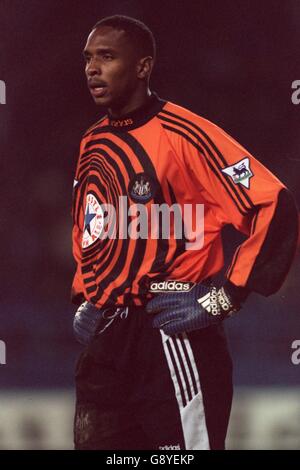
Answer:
[{"left": 93, "top": 15, "right": 156, "bottom": 61}]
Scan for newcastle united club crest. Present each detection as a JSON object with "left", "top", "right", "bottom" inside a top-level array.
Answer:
[{"left": 128, "top": 172, "right": 156, "bottom": 203}]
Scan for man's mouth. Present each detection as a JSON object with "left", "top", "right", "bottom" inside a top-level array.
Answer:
[{"left": 89, "top": 83, "right": 108, "bottom": 98}]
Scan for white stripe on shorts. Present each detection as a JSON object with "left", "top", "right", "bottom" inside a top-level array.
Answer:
[{"left": 160, "top": 330, "right": 210, "bottom": 450}]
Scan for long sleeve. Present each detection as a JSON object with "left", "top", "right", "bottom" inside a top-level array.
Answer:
[
  {"left": 71, "top": 139, "right": 86, "bottom": 305},
  {"left": 179, "top": 115, "right": 299, "bottom": 300}
]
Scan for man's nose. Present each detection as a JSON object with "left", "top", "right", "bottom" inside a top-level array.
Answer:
[{"left": 86, "top": 58, "right": 101, "bottom": 76}]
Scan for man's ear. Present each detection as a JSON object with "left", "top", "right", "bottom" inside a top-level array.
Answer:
[{"left": 137, "top": 56, "right": 154, "bottom": 79}]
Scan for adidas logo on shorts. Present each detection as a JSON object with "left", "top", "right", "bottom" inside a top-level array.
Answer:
[
  {"left": 158, "top": 444, "right": 181, "bottom": 450},
  {"left": 149, "top": 280, "right": 194, "bottom": 293}
]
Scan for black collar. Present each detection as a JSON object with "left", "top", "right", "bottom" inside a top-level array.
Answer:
[{"left": 107, "top": 92, "right": 166, "bottom": 131}]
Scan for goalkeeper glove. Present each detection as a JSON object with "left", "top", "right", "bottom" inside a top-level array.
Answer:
[
  {"left": 146, "top": 283, "right": 240, "bottom": 336},
  {"left": 73, "top": 301, "right": 126, "bottom": 345},
  {"left": 73, "top": 301, "right": 104, "bottom": 345}
]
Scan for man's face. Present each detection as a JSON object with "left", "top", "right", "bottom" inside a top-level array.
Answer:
[{"left": 83, "top": 26, "right": 141, "bottom": 109}]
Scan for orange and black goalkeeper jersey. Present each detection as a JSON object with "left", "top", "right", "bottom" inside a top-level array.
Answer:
[{"left": 71, "top": 93, "right": 298, "bottom": 308}]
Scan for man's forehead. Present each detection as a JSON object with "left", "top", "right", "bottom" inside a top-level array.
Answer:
[{"left": 85, "top": 26, "right": 129, "bottom": 50}]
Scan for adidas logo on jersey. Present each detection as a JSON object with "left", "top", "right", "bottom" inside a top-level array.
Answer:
[
  {"left": 158, "top": 444, "right": 181, "bottom": 450},
  {"left": 150, "top": 280, "right": 194, "bottom": 293}
]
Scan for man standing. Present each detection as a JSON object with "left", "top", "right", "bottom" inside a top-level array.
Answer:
[{"left": 72, "top": 15, "right": 298, "bottom": 450}]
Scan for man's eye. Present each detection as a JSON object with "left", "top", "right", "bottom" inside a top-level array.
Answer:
[
  {"left": 103, "top": 54, "right": 113, "bottom": 60},
  {"left": 84, "top": 56, "right": 91, "bottom": 63}
]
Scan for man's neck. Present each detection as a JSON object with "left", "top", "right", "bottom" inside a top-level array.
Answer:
[{"left": 108, "top": 88, "right": 152, "bottom": 119}]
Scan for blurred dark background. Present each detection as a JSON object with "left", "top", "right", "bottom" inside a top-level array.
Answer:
[{"left": 0, "top": 0, "right": 299, "bottom": 389}]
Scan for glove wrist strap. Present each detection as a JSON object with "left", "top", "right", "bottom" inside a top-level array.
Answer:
[
  {"left": 217, "top": 286, "right": 240, "bottom": 317},
  {"left": 206, "top": 286, "right": 240, "bottom": 318}
]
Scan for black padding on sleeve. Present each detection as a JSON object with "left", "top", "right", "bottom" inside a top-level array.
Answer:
[
  {"left": 247, "top": 188, "right": 299, "bottom": 296},
  {"left": 223, "top": 279, "right": 250, "bottom": 305}
]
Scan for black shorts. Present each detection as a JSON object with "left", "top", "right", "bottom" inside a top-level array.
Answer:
[{"left": 74, "top": 306, "right": 233, "bottom": 450}]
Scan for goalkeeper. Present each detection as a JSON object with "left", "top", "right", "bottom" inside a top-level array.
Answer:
[{"left": 71, "top": 15, "right": 299, "bottom": 450}]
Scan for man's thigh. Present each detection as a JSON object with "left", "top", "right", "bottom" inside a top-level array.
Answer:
[{"left": 74, "top": 317, "right": 233, "bottom": 450}]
